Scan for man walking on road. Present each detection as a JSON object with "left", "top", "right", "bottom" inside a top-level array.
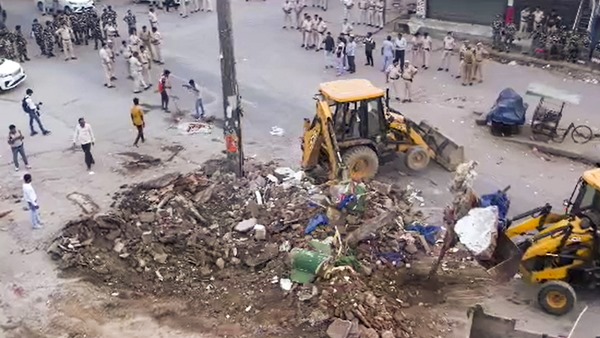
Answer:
[
  {"left": 22, "top": 89, "right": 50, "bottom": 136},
  {"left": 364, "top": 32, "right": 375, "bottom": 66},
  {"left": 23, "top": 174, "right": 43, "bottom": 229},
  {"left": 131, "top": 98, "right": 145, "bottom": 147},
  {"left": 73, "top": 118, "right": 96, "bottom": 175},
  {"left": 8, "top": 125, "right": 31, "bottom": 172},
  {"left": 381, "top": 35, "right": 394, "bottom": 72},
  {"left": 323, "top": 32, "right": 335, "bottom": 69},
  {"left": 99, "top": 43, "right": 115, "bottom": 88},
  {"left": 159, "top": 70, "right": 172, "bottom": 112},
  {"left": 346, "top": 35, "right": 357, "bottom": 73}
]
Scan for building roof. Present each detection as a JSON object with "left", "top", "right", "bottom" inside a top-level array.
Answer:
[
  {"left": 319, "top": 79, "right": 385, "bottom": 103},
  {"left": 583, "top": 168, "right": 600, "bottom": 191}
]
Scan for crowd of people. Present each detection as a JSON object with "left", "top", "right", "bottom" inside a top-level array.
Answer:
[{"left": 493, "top": 6, "right": 588, "bottom": 62}]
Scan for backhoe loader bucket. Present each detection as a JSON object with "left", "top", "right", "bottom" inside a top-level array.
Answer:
[
  {"left": 417, "top": 121, "right": 465, "bottom": 172},
  {"left": 476, "top": 232, "right": 523, "bottom": 283},
  {"left": 466, "top": 305, "right": 556, "bottom": 338}
]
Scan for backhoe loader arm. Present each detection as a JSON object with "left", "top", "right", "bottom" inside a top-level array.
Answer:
[{"left": 301, "top": 100, "right": 346, "bottom": 180}]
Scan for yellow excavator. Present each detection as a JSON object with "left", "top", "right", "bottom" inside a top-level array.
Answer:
[
  {"left": 480, "top": 168, "right": 600, "bottom": 317},
  {"left": 301, "top": 79, "right": 465, "bottom": 181}
]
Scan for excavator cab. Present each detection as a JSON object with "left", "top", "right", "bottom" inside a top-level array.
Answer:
[{"left": 301, "top": 79, "right": 465, "bottom": 181}]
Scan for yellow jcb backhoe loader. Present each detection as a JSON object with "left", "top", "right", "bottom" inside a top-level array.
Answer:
[
  {"left": 480, "top": 168, "right": 600, "bottom": 316},
  {"left": 301, "top": 79, "right": 464, "bottom": 181}
]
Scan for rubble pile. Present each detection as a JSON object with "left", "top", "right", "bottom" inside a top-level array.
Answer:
[{"left": 48, "top": 159, "right": 443, "bottom": 337}]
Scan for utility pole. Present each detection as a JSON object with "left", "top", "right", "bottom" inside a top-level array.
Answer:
[{"left": 216, "top": 0, "right": 244, "bottom": 177}]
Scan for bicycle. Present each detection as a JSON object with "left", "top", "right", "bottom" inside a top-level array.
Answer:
[{"left": 551, "top": 123, "right": 594, "bottom": 144}]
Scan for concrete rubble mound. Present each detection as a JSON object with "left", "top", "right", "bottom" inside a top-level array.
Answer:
[{"left": 48, "top": 158, "right": 446, "bottom": 337}]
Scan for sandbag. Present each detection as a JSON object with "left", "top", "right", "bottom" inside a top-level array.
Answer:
[{"left": 454, "top": 206, "right": 499, "bottom": 260}]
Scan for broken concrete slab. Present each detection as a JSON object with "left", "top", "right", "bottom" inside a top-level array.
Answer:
[
  {"left": 327, "top": 318, "right": 353, "bottom": 338},
  {"left": 139, "top": 212, "right": 156, "bottom": 223},
  {"left": 137, "top": 172, "right": 181, "bottom": 189},
  {"left": 234, "top": 218, "right": 257, "bottom": 233},
  {"left": 254, "top": 224, "right": 266, "bottom": 240}
]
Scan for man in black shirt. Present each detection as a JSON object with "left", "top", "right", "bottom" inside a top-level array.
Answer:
[
  {"left": 364, "top": 32, "right": 375, "bottom": 66},
  {"left": 323, "top": 31, "right": 335, "bottom": 69}
]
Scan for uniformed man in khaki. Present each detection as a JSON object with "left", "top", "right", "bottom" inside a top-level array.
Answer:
[
  {"left": 438, "top": 31, "right": 454, "bottom": 72},
  {"left": 456, "top": 40, "right": 468, "bottom": 79},
  {"left": 357, "top": 0, "right": 367, "bottom": 25},
  {"left": 343, "top": 0, "right": 355, "bottom": 24},
  {"left": 311, "top": 14, "right": 319, "bottom": 49},
  {"left": 472, "top": 42, "right": 488, "bottom": 83},
  {"left": 151, "top": 26, "right": 164, "bottom": 64},
  {"left": 386, "top": 60, "right": 401, "bottom": 100},
  {"left": 367, "top": 0, "right": 375, "bottom": 26},
  {"left": 130, "top": 51, "right": 150, "bottom": 93},
  {"left": 301, "top": 14, "right": 312, "bottom": 49},
  {"left": 139, "top": 45, "right": 152, "bottom": 87},
  {"left": 55, "top": 23, "right": 76, "bottom": 61},
  {"left": 316, "top": 16, "right": 327, "bottom": 51},
  {"left": 294, "top": 0, "right": 304, "bottom": 30},
  {"left": 282, "top": 0, "right": 293, "bottom": 29},
  {"left": 401, "top": 60, "right": 418, "bottom": 102},
  {"left": 99, "top": 43, "right": 115, "bottom": 88},
  {"left": 121, "top": 40, "right": 133, "bottom": 79},
  {"left": 139, "top": 25, "right": 153, "bottom": 60},
  {"left": 129, "top": 29, "right": 141, "bottom": 54},
  {"left": 191, "top": 0, "right": 201, "bottom": 13},
  {"left": 461, "top": 44, "right": 475, "bottom": 86},
  {"left": 106, "top": 40, "right": 117, "bottom": 81},
  {"left": 422, "top": 32, "right": 432, "bottom": 69},
  {"left": 375, "top": 0, "right": 384, "bottom": 28}
]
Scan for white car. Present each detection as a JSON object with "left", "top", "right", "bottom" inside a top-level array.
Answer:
[
  {"left": 35, "top": 0, "right": 95, "bottom": 13},
  {"left": 0, "top": 59, "right": 26, "bottom": 91}
]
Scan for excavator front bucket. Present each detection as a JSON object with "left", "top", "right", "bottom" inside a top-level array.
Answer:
[
  {"left": 476, "top": 232, "right": 523, "bottom": 283},
  {"left": 466, "top": 305, "right": 556, "bottom": 338},
  {"left": 417, "top": 121, "right": 465, "bottom": 172}
]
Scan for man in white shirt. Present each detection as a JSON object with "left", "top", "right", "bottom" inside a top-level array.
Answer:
[
  {"left": 99, "top": 43, "right": 115, "bottom": 88},
  {"left": 23, "top": 173, "right": 43, "bottom": 229},
  {"left": 183, "top": 79, "right": 206, "bottom": 119},
  {"left": 73, "top": 118, "right": 96, "bottom": 175},
  {"left": 23, "top": 88, "right": 50, "bottom": 136},
  {"left": 393, "top": 33, "right": 407, "bottom": 70},
  {"left": 343, "top": 0, "right": 355, "bottom": 24},
  {"left": 532, "top": 7, "right": 544, "bottom": 31},
  {"left": 346, "top": 36, "right": 357, "bottom": 73}
]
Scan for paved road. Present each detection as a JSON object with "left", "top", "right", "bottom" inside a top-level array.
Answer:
[{"left": 0, "top": 0, "right": 599, "bottom": 337}]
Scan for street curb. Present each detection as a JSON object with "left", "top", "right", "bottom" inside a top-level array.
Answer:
[{"left": 503, "top": 138, "right": 600, "bottom": 165}]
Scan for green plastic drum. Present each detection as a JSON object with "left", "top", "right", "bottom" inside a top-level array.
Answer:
[{"left": 289, "top": 248, "right": 330, "bottom": 284}]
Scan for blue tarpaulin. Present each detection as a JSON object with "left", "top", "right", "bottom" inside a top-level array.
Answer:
[
  {"left": 486, "top": 88, "right": 528, "bottom": 126},
  {"left": 480, "top": 189, "right": 511, "bottom": 230}
]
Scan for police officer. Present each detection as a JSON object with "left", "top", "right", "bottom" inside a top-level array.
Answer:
[
  {"left": 358, "top": 0, "right": 367, "bottom": 25},
  {"left": 311, "top": 14, "right": 319, "bottom": 49},
  {"left": 139, "top": 25, "right": 153, "bottom": 60},
  {"left": 316, "top": 16, "right": 327, "bottom": 51},
  {"left": 367, "top": 0, "right": 375, "bottom": 27},
  {"left": 14, "top": 25, "right": 29, "bottom": 62},
  {"left": 491, "top": 14, "right": 504, "bottom": 50},
  {"left": 43, "top": 21, "right": 56, "bottom": 58},
  {"left": 130, "top": 51, "right": 149, "bottom": 93},
  {"left": 375, "top": 0, "right": 384, "bottom": 29},
  {"left": 139, "top": 45, "right": 152, "bottom": 86},
  {"left": 472, "top": 42, "right": 488, "bottom": 83},
  {"left": 123, "top": 9, "right": 137, "bottom": 33},
  {"left": 294, "top": 0, "right": 304, "bottom": 30},
  {"left": 150, "top": 26, "right": 163, "bottom": 64},
  {"left": 503, "top": 23, "right": 516, "bottom": 52},
  {"left": 32, "top": 19, "right": 45, "bottom": 55},
  {"left": 89, "top": 11, "right": 104, "bottom": 50},
  {"left": 282, "top": 0, "right": 293, "bottom": 29},
  {"left": 301, "top": 14, "right": 312, "bottom": 49},
  {"left": 461, "top": 44, "right": 474, "bottom": 86},
  {"left": 99, "top": 43, "right": 115, "bottom": 88},
  {"left": 55, "top": 23, "right": 76, "bottom": 61}
]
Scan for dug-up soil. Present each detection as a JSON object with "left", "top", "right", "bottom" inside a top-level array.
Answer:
[{"left": 46, "top": 159, "right": 492, "bottom": 338}]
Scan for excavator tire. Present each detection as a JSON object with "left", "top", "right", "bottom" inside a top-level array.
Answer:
[
  {"left": 343, "top": 146, "right": 379, "bottom": 181},
  {"left": 537, "top": 280, "right": 576, "bottom": 316},
  {"left": 405, "top": 146, "right": 430, "bottom": 171}
]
